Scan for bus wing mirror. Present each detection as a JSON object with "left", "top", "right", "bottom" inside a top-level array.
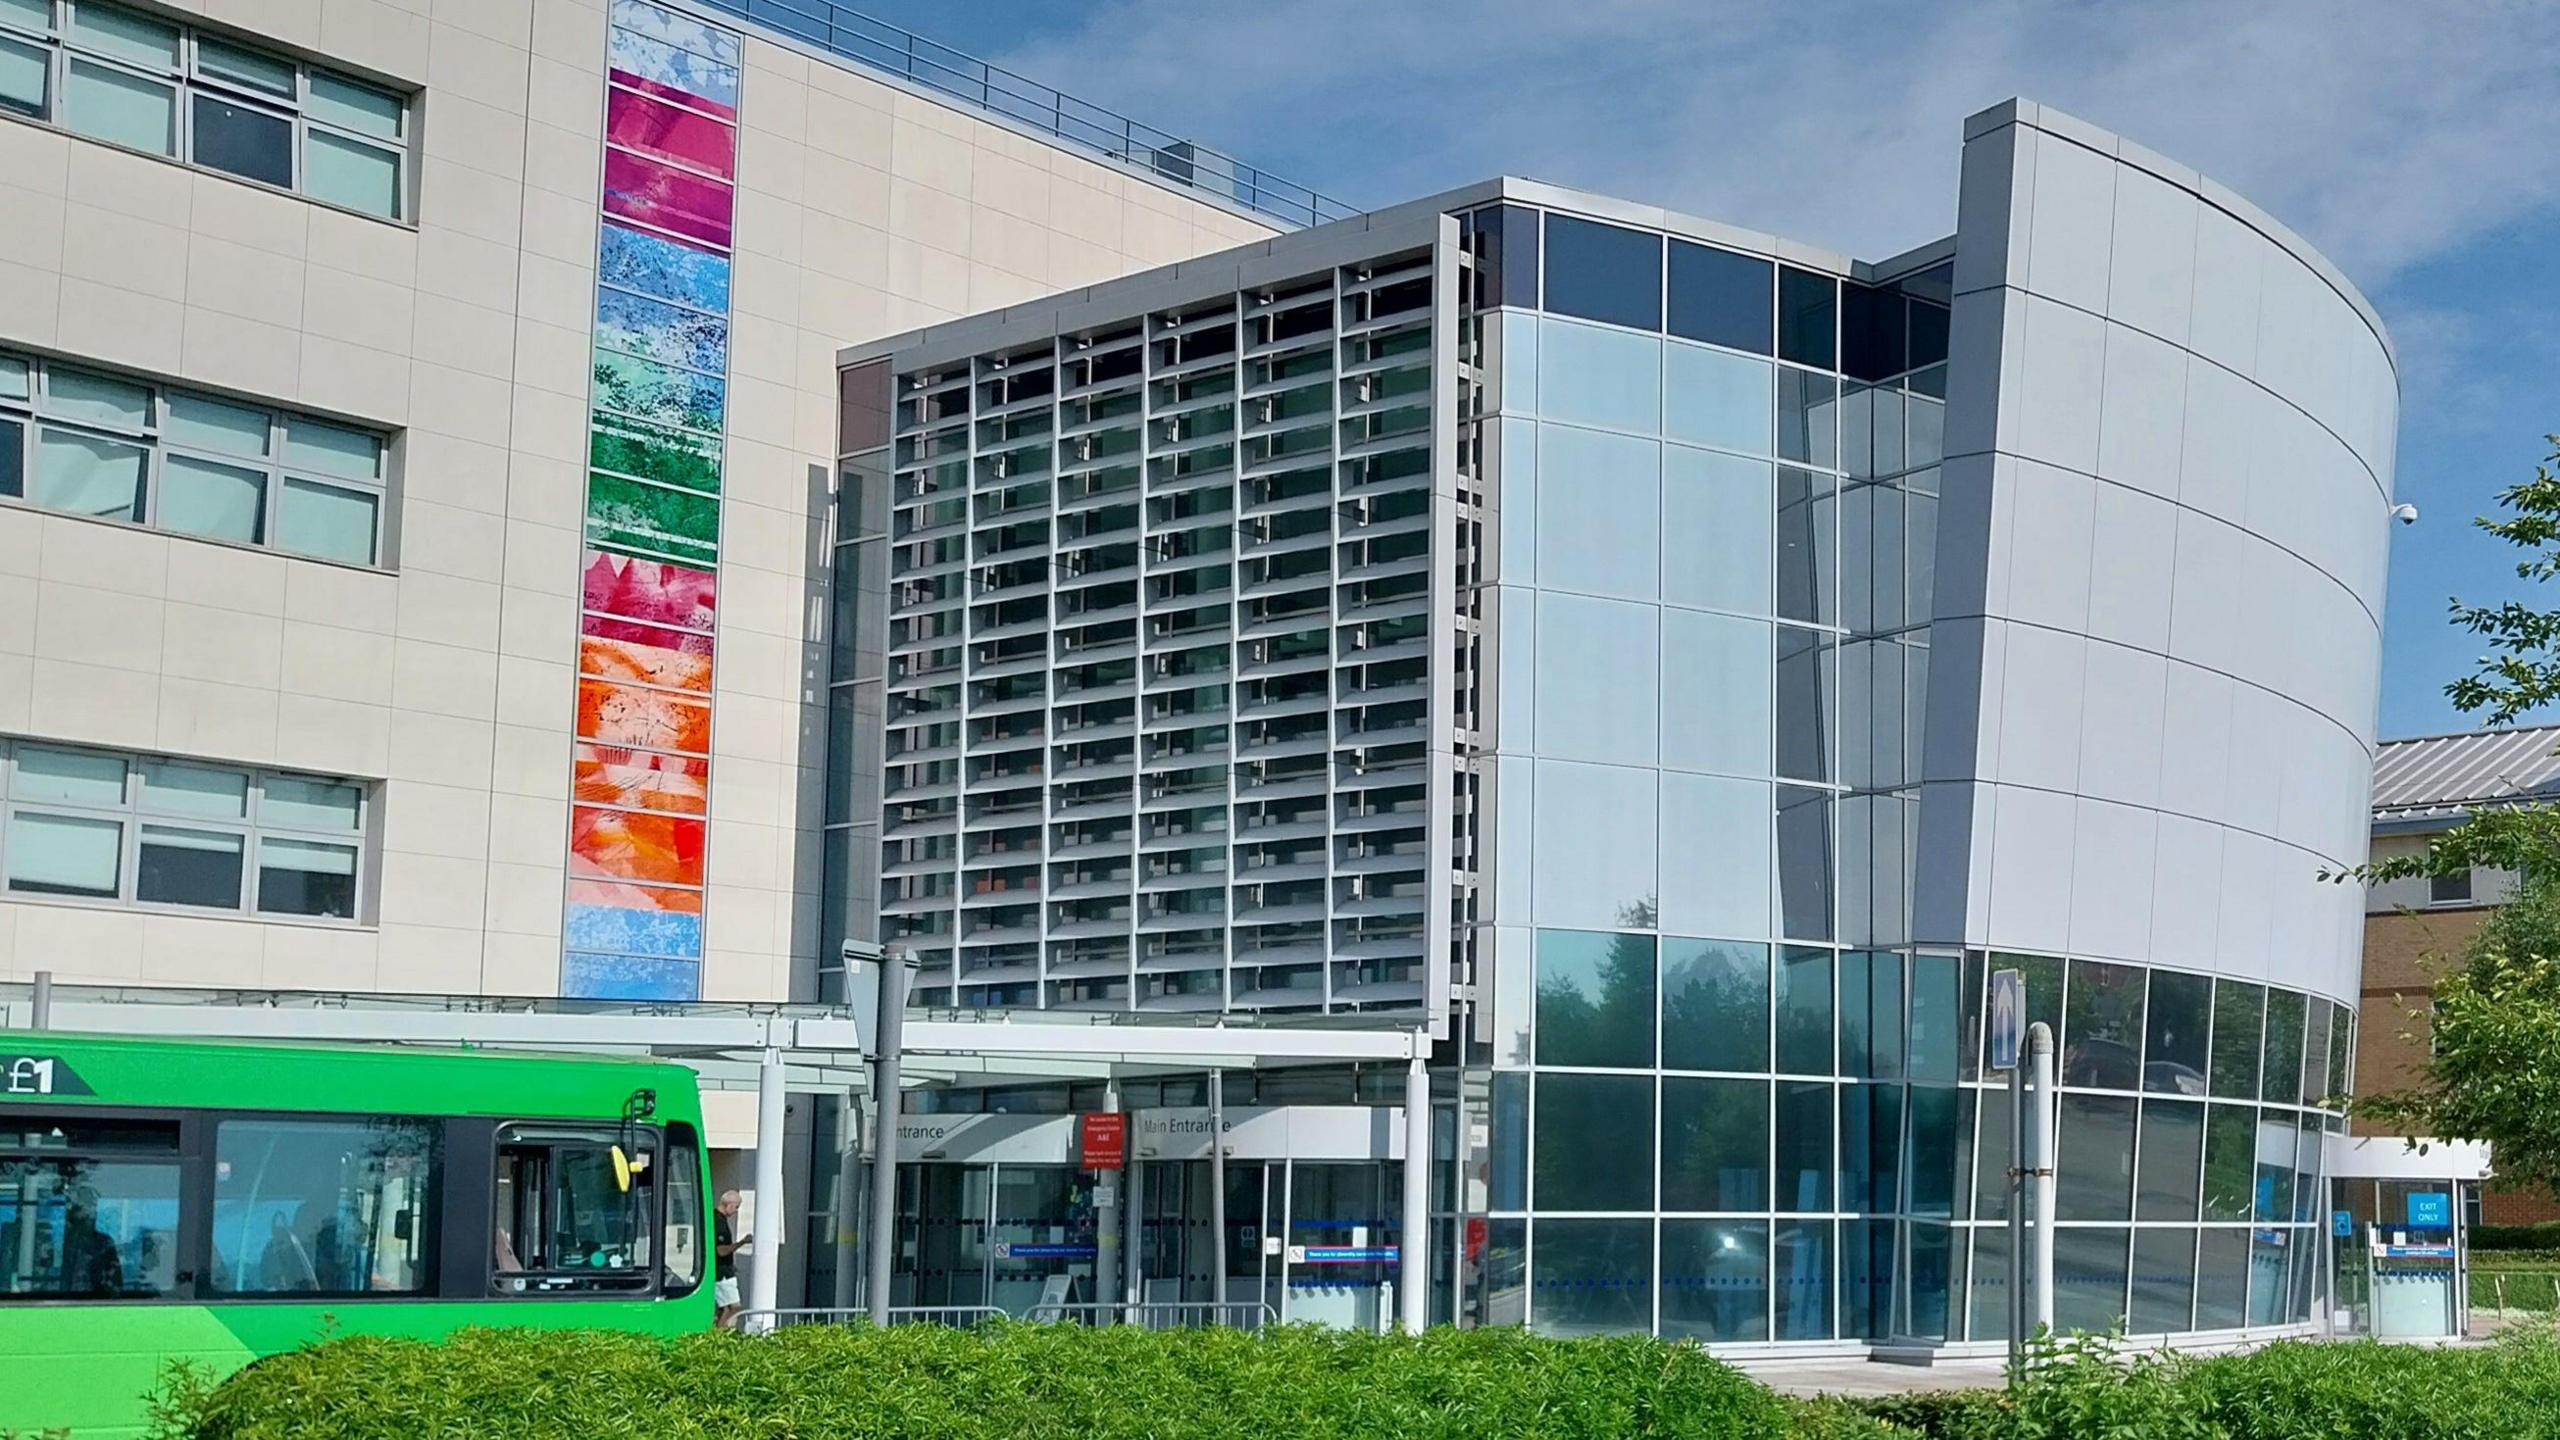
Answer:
[{"left": 611, "top": 1144, "right": 633, "bottom": 1193}]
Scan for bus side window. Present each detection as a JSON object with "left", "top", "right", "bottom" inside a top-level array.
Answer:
[
  {"left": 207, "top": 1118, "right": 440, "bottom": 1298},
  {"left": 0, "top": 1116, "right": 182, "bottom": 1301},
  {"left": 490, "top": 1125, "right": 656, "bottom": 1296},
  {"left": 662, "top": 1124, "right": 703, "bottom": 1297}
]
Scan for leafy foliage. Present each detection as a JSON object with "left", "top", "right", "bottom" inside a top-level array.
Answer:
[
  {"left": 155, "top": 1323, "right": 1801, "bottom": 1440},
  {"left": 2445, "top": 438, "right": 2560, "bottom": 726},
  {"left": 2353, "top": 863, "right": 2560, "bottom": 1196}
]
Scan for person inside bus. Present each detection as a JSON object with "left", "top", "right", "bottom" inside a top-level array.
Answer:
[{"left": 712, "top": 1190, "right": 743, "bottom": 1327}]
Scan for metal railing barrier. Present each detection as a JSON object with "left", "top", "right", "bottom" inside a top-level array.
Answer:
[
  {"left": 733, "top": 1304, "right": 1010, "bottom": 1330},
  {"left": 689, "top": 0, "right": 1355, "bottom": 229},
  {"left": 1021, "top": 1299, "right": 1280, "bottom": 1329}
]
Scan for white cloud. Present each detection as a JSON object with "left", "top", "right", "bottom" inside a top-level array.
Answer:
[{"left": 985, "top": 0, "right": 2560, "bottom": 290}]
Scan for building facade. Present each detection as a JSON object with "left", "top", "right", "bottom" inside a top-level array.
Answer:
[
  {"left": 843, "top": 101, "right": 2400, "bottom": 1347},
  {"left": 0, "top": 0, "right": 1284, "bottom": 1008}
]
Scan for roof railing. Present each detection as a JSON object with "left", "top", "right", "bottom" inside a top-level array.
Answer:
[{"left": 692, "top": 0, "right": 1357, "bottom": 230}]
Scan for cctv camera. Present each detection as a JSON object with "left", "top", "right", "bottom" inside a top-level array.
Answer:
[{"left": 2391, "top": 503, "right": 2419, "bottom": 526}]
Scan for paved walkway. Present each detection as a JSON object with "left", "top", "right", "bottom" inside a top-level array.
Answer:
[{"left": 1738, "top": 1357, "right": 2009, "bottom": 1399}]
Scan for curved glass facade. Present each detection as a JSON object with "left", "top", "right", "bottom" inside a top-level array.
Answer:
[{"left": 1483, "top": 938, "right": 2351, "bottom": 1340}]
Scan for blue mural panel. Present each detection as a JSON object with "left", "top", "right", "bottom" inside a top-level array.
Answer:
[
  {"left": 564, "top": 950, "right": 703, "bottom": 1002},
  {"left": 597, "top": 287, "right": 730, "bottom": 376},
  {"left": 567, "top": 901, "right": 706, "bottom": 959},
  {"left": 599, "top": 222, "right": 732, "bottom": 313}
]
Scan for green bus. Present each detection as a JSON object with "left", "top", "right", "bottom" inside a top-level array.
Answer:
[{"left": 0, "top": 1031, "right": 715, "bottom": 1438}]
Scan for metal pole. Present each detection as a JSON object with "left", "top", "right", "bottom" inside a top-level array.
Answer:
[
  {"left": 1400, "top": 1048, "right": 1431, "bottom": 1333},
  {"left": 1125, "top": 1123, "right": 1146, "bottom": 1312},
  {"left": 865, "top": 950, "right": 913, "bottom": 1325},
  {"left": 2008, "top": 1055, "right": 2023, "bottom": 1369},
  {"left": 1208, "top": 1069, "right": 1229, "bottom": 1317},
  {"left": 1096, "top": 1080, "right": 1121, "bottom": 1321},
  {"left": 747, "top": 1045, "right": 788, "bottom": 1333},
  {"left": 28, "top": 971, "right": 49, "bottom": 1030},
  {"left": 833, "top": 1086, "right": 861, "bottom": 1312},
  {"left": 2027, "top": 1021, "right": 2056, "bottom": 1338}
]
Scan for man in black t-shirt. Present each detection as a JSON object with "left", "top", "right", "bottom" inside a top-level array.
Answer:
[{"left": 712, "top": 1190, "right": 744, "bottom": 1327}]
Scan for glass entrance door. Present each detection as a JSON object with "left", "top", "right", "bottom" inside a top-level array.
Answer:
[
  {"left": 1281, "top": 1161, "right": 1396, "bottom": 1331},
  {"left": 891, "top": 1164, "right": 988, "bottom": 1311},
  {"left": 988, "top": 1164, "right": 1097, "bottom": 1316}
]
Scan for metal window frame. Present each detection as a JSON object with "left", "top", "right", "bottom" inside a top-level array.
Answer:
[
  {"left": 0, "top": 736, "right": 371, "bottom": 924},
  {"left": 0, "top": 0, "right": 410, "bottom": 221}
]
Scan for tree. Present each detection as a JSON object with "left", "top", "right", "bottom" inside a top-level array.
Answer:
[{"left": 2348, "top": 438, "right": 2560, "bottom": 1195}]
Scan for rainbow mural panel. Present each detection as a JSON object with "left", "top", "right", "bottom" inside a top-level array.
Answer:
[{"left": 565, "top": 0, "right": 742, "bottom": 1002}]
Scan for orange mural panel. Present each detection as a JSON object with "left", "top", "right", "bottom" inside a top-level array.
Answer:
[
  {"left": 566, "top": 877, "right": 703, "bottom": 914},
  {"left": 567, "top": 804, "right": 706, "bottom": 887},
  {"left": 576, "top": 676, "right": 711, "bottom": 754},
  {"left": 572, "top": 743, "right": 709, "bottom": 815}
]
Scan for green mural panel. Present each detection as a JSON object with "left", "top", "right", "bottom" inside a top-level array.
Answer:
[
  {"left": 593, "top": 348, "right": 724, "bottom": 435},
  {"left": 592, "top": 408, "right": 722, "bottom": 494},
  {"left": 585, "top": 472, "right": 718, "bottom": 567}
]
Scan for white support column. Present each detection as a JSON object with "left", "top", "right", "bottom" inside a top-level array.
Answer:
[
  {"left": 1400, "top": 1048, "right": 1431, "bottom": 1333},
  {"left": 747, "top": 1046, "right": 788, "bottom": 1333},
  {"left": 833, "top": 1085, "right": 862, "bottom": 1311},
  {"left": 2026, "top": 1021, "right": 2056, "bottom": 1338}
]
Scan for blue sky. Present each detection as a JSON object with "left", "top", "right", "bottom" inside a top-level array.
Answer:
[{"left": 859, "top": 0, "right": 2560, "bottom": 740}]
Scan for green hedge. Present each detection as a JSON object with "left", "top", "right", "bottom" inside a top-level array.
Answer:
[
  {"left": 153, "top": 1325, "right": 2560, "bottom": 1440},
  {"left": 1860, "top": 1333, "right": 2560, "bottom": 1440},
  {"left": 2475, "top": 1222, "right": 2560, "bottom": 1251},
  {"left": 155, "top": 1324, "right": 1807, "bottom": 1440}
]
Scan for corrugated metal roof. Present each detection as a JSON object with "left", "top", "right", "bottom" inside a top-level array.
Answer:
[{"left": 2373, "top": 723, "right": 2560, "bottom": 824}]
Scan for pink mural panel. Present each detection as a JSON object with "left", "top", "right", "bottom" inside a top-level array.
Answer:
[
  {"left": 603, "top": 148, "right": 734, "bottom": 250},
  {"left": 607, "top": 86, "right": 736, "bottom": 180},
  {"left": 582, "top": 549, "right": 716, "bottom": 632}
]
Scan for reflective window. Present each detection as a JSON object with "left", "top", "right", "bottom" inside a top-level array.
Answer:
[
  {"left": 1662, "top": 1078, "right": 1767, "bottom": 1210},
  {"left": 1775, "top": 946, "right": 1833, "bottom": 1075},
  {"left": 2143, "top": 970, "right": 2212, "bottom": 1096},
  {"left": 1535, "top": 592, "right": 1658, "bottom": 764},
  {"left": 2261, "top": 989, "right": 2306, "bottom": 1104},
  {"left": 1538, "top": 320, "right": 1662, "bottom": 436},
  {"left": 2054, "top": 1226, "right": 2130, "bottom": 1334},
  {"left": 1967, "top": 1224, "right": 2011, "bottom": 1340},
  {"left": 1, "top": 348, "right": 391, "bottom": 563},
  {"left": 2208, "top": 981, "right": 2263, "bottom": 1100},
  {"left": 1774, "top": 1219, "right": 1832, "bottom": 1339},
  {"left": 1661, "top": 1219, "right": 1768, "bottom": 1342},
  {"left": 1530, "top": 1218, "right": 1651, "bottom": 1335},
  {"left": 1667, "top": 241, "right": 1773, "bottom": 355},
  {"left": 2063, "top": 960, "right": 2145, "bottom": 1090},
  {"left": 210, "top": 1118, "right": 438, "bottom": 1295},
  {"left": 1542, "top": 216, "right": 1662, "bottom": 332},
  {"left": 2326, "top": 1003, "right": 2355, "bottom": 1102},
  {"left": 1906, "top": 954, "right": 1963, "bottom": 1085},
  {"left": 1842, "top": 1217, "right": 1894, "bottom": 1338},
  {"left": 1905, "top": 1221, "right": 1959, "bottom": 1340},
  {"left": 1661, "top": 445, "right": 1773, "bottom": 617},
  {"left": 1534, "top": 928, "right": 1655, "bottom": 1068},
  {"left": 2129, "top": 1227, "right": 2196, "bottom": 1334},
  {"left": 1, "top": 740, "right": 367, "bottom": 920},
  {"left": 2301, "top": 1003, "right": 2332, "bottom": 1107},
  {"left": 1838, "top": 1083, "right": 1901, "bottom": 1213},
  {"left": 1839, "top": 951, "right": 1904, "bottom": 1081},
  {"left": 1661, "top": 608, "right": 1771, "bottom": 777},
  {"left": 1775, "top": 629, "right": 1833, "bottom": 783},
  {"left": 1775, "top": 467, "right": 1835, "bottom": 625},
  {"left": 2246, "top": 1228, "right": 2290, "bottom": 1326},
  {"left": 1533, "top": 1075, "right": 1654, "bottom": 1211},
  {"left": 9, "top": 1, "right": 409, "bottom": 216},
  {"left": 0, "top": 1117, "right": 181, "bottom": 1298},
  {"left": 2253, "top": 1112, "right": 2297, "bottom": 1223},
  {"left": 1777, "top": 267, "right": 1836, "bottom": 369},
  {"left": 1775, "top": 786, "right": 1833, "bottom": 943},
  {"left": 1474, "top": 204, "right": 1539, "bottom": 310},
  {"left": 2194, "top": 1227, "right": 2248, "bottom": 1329},
  {"left": 1532, "top": 760, "right": 1657, "bottom": 931},
  {"left": 1664, "top": 341, "right": 1773, "bottom": 456},
  {"left": 1840, "top": 283, "right": 1906, "bottom": 383},
  {"left": 2055, "top": 1093, "right": 2136, "bottom": 1220},
  {"left": 1777, "top": 369, "right": 1838, "bottom": 469},
  {"left": 1537, "top": 425, "right": 1660, "bottom": 601},
  {"left": 1906, "top": 1084, "right": 1961, "bottom": 1217},
  {"left": 1657, "top": 773, "right": 1770, "bottom": 941},
  {"left": 2135, "top": 1099, "right": 2205, "bottom": 1221},
  {"left": 2200, "top": 1103, "right": 2256, "bottom": 1222},
  {"left": 1662, "top": 938, "right": 1769, "bottom": 1072},
  {"left": 1489, "top": 1071, "right": 1528, "bottom": 1210},
  {"left": 1774, "top": 1079, "right": 1832, "bottom": 1210}
]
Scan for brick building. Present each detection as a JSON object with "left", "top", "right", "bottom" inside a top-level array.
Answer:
[{"left": 2362, "top": 724, "right": 2560, "bottom": 1226}]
